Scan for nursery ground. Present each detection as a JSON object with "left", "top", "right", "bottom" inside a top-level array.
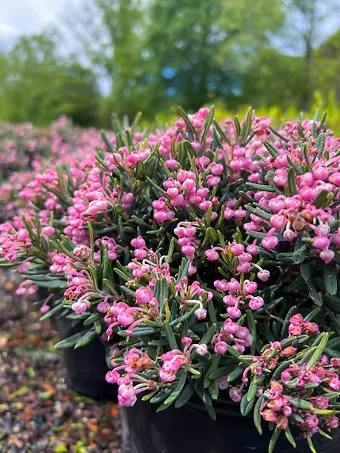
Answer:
[{"left": 0, "top": 270, "right": 121, "bottom": 453}]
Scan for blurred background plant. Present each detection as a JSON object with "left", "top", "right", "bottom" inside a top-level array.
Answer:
[{"left": 1, "top": 0, "right": 340, "bottom": 130}]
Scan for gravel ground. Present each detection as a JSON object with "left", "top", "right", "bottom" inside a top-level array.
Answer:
[{"left": 0, "top": 270, "right": 121, "bottom": 453}]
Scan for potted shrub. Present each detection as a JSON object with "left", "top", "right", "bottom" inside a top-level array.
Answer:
[
  {"left": 0, "top": 113, "right": 149, "bottom": 401},
  {"left": 0, "top": 118, "right": 122, "bottom": 400},
  {"left": 1, "top": 107, "right": 340, "bottom": 452}
]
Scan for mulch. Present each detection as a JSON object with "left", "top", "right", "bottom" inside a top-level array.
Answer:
[{"left": 0, "top": 270, "right": 122, "bottom": 453}]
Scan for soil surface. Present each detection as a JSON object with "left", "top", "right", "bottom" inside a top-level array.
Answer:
[{"left": 0, "top": 270, "right": 121, "bottom": 453}]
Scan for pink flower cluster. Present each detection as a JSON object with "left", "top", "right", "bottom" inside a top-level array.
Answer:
[
  {"left": 261, "top": 378, "right": 339, "bottom": 437},
  {"left": 105, "top": 337, "right": 209, "bottom": 406},
  {"left": 281, "top": 357, "right": 340, "bottom": 391},
  {"left": 214, "top": 275, "right": 264, "bottom": 319},
  {"left": 289, "top": 314, "right": 319, "bottom": 336},
  {"left": 212, "top": 318, "right": 253, "bottom": 355},
  {"left": 15, "top": 279, "right": 38, "bottom": 296},
  {"left": 0, "top": 224, "right": 32, "bottom": 261},
  {"left": 106, "top": 348, "right": 156, "bottom": 407}
]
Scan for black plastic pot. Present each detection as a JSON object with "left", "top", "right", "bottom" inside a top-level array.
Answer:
[
  {"left": 120, "top": 399, "right": 340, "bottom": 453},
  {"left": 52, "top": 316, "right": 117, "bottom": 401},
  {"left": 38, "top": 288, "right": 117, "bottom": 401}
]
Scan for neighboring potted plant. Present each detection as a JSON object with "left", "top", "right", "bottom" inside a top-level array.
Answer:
[
  {"left": 0, "top": 117, "right": 122, "bottom": 400},
  {"left": 1, "top": 107, "right": 340, "bottom": 452}
]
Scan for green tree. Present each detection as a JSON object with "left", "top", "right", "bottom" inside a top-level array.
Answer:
[
  {"left": 0, "top": 32, "right": 100, "bottom": 126},
  {"left": 66, "top": 0, "right": 284, "bottom": 119},
  {"left": 64, "top": 0, "right": 146, "bottom": 123},
  {"left": 281, "top": 0, "right": 338, "bottom": 108},
  {"left": 315, "top": 29, "right": 340, "bottom": 102},
  {"left": 240, "top": 49, "right": 307, "bottom": 108},
  {"left": 141, "top": 0, "right": 284, "bottom": 113}
]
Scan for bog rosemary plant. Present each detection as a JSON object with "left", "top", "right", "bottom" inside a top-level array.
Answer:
[{"left": 1, "top": 107, "right": 340, "bottom": 452}]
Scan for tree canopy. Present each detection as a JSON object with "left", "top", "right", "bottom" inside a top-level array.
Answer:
[{"left": 0, "top": 0, "right": 339, "bottom": 126}]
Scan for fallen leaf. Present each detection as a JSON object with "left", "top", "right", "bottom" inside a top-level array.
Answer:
[
  {"left": 29, "top": 334, "right": 41, "bottom": 345},
  {"left": 0, "top": 335, "right": 9, "bottom": 348},
  {"left": 0, "top": 404, "right": 9, "bottom": 413},
  {"left": 86, "top": 419, "right": 98, "bottom": 433},
  {"left": 20, "top": 407, "right": 35, "bottom": 421},
  {"left": 40, "top": 383, "right": 56, "bottom": 395},
  {"left": 107, "top": 403, "right": 119, "bottom": 417},
  {"left": 54, "top": 444, "right": 68, "bottom": 453},
  {"left": 4, "top": 281, "right": 15, "bottom": 291},
  {"left": 10, "top": 385, "right": 29, "bottom": 399},
  {"left": 9, "top": 434, "right": 23, "bottom": 448},
  {"left": 38, "top": 391, "right": 54, "bottom": 400}
]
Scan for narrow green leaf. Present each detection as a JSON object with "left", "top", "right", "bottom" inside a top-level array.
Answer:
[
  {"left": 269, "top": 126, "right": 289, "bottom": 143},
  {"left": 263, "top": 140, "right": 279, "bottom": 158},
  {"left": 245, "top": 205, "right": 272, "bottom": 221},
  {"left": 163, "top": 322, "right": 177, "bottom": 349},
  {"left": 287, "top": 167, "right": 298, "bottom": 196},
  {"left": 287, "top": 155, "right": 303, "bottom": 175},
  {"left": 305, "top": 308, "right": 321, "bottom": 322},
  {"left": 117, "top": 326, "right": 159, "bottom": 337},
  {"left": 306, "top": 432, "right": 317, "bottom": 453},
  {"left": 233, "top": 115, "right": 241, "bottom": 138},
  {"left": 247, "top": 380, "right": 258, "bottom": 402},
  {"left": 246, "top": 182, "right": 276, "bottom": 193},
  {"left": 55, "top": 331, "right": 86, "bottom": 349},
  {"left": 313, "top": 109, "right": 320, "bottom": 122},
  {"left": 281, "top": 306, "right": 297, "bottom": 339},
  {"left": 288, "top": 397, "right": 314, "bottom": 411},
  {"left": 178, "top": 106, "right": 198, "bottom": 137},
  {"left": 150, "top": 388, "right": 172, "bottom": 404},
  {"left": 169, "top": 304, "right": 199, "bottom": 326},
  {"left": 83, "top": 312, "right": 101, "bottom": 326},
  {"left": 200, "top": 106, "right": 215, "bottom": 153},
  {"left": 284, "top": 426, "right": 296, "bottom": 448},
  {"left": 175, "top": 382, "right": 195, "bottom": 408},
  {"left": 31, "top": 279, "right": 67, "bottom": 289},
  {"left": 176, "top": 258, "right": 190, "bottom": 283},
  {"left": 157, "top": 371, "right": 187, "bottom": 411},
  {"left": 227, "top": 365, "right": 245, "bottom": 382},
  {"left": 240, "top": 393, "right": 255, "bottom": 416},
  {"left": 195, "top": 387, "right": 216, "bottom": 420},
  {"left": 130, "top": 111, "right": 142, "bottom": 133},
  {"left": 239, "top": 107, "right": 252, "bottom": 143},
  {"left": 166, "top": 238, "right": 175, "bottom": 263},
  {"left": 212, "top": 119, "right": 231, "bottom": 145},
  {"left": 307, "top": 332, "right": 329, "bottom": 370},
  {"left": 199, "top": 324, "right": 217, "bottom": 345},
  {"left": 316, "top": 133, "right": 326, "bottom": 159},
  {"left": 317, "top": 112, "right": 327, "bottom": 133},
  {"left": 246, "top": 310, "right": 257, "bottom": 355},
  {"left": 268, "top": 427, "right": 281, "bottom": 453},
  {"left": 292, "top": 237, "right": 307, "bottom": 264},
  {"left": 208, "top": 366, "right": 232, "bottom": 381},
  {"left": 314, "top": 189, "right": 329, "bottom": 209},
  {"left": 74, "top": 329, "right": 97, "bottom": 349},
  {"left": 253, "top": 395, "right": 264, "bottom": 435},
  {"left": 317, "top": 429, "right": 333, "bottom": 440},
  {"left": 324, "top": 264, "right": 337, "bottom": 296}
]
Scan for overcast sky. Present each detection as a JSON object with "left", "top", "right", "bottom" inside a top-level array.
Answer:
[{"left": 0, "top": 0, "right": 63, "bottom": 52}]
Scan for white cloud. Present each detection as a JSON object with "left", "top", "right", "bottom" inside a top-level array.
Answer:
[
  {"left": 0, "top": 23, "right": 19, "bottom": 52},
  {"left": 0, "top": 0, "right": 63, "bottom": 40},
  {"left": 0, "top": 0, "right": 67, "bottom": 52}
]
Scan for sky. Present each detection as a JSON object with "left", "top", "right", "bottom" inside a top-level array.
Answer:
[{"left": 0, "top": 0, "right": 63, "bottom": 52}]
